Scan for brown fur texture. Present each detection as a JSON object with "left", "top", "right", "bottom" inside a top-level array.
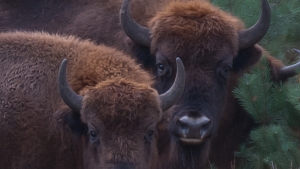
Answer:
[
  {"left": 0, "top": 31, "right": 162, "bottom": 169},
  {"left": 0, "top": 0, "right": 164, "bottom": 68},
  {"left": 1, "top": 0, "right": 292, "bottom": 168},
  {"left": 149, "top": 1, "right": 242, "bottom": 57},
  {"left": 147, "top": 2, "right": 266, "bottom": 169},
  {"left": 0, "top": 0, "right": 286, "bottom": 71}
]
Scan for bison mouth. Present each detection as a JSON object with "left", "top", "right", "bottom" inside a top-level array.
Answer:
[{"left": 179, "top": 138, "right": 204, "bottom": 145}]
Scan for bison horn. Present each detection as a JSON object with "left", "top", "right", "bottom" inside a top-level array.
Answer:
[
  {"left": 293, "top": 48, "right": 300, "bottom": 55},
  {"left": 58, "top": 59, "right": 83, "bottom": 112},
  {"left": 278, "top": 49, "right": 300, "bottom": 78},
  {"left": 238, "top": 0, "right": 271, "bottom": 49},
  {"left": 160, "top": 58, "right": 186, "bottom": 111},
  {"left": 120, "top": 0, "right": 151, "bottom": 47}
]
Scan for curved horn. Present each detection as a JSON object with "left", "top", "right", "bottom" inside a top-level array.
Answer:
[
  {"left": 58, "top": 59, "right": 83, "bottom": 112},
  {"left": 238, "top": 0, "right": 271, "bottom": 49},
  {"left": 293, "top": 48, "right": 300, "bottom": 55},
  {"left": 160, "top": 57, "right": 186, "bottom": 111},
  {"left": 278, "top": 49, "right": 300, "bottom": 77},
  {"left": 119, "top": 0, "right": 151, "bottom": 47}
]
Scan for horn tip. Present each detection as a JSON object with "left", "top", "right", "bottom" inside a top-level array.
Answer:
[
  {"left": 293, "top": 48, "right": 300, "bottom": 55},
  {"left": 60, "top": 58, "right": 68, "bottom": 66},
  {"left": 60, "top": 59, "right": 68, "bottom": 68},
  {"left": 175, "top": 57, "right": 183, "bottom": 65},
  {"left": 62, "top": 58, "right": 68, "bottom": 63},
  {"left": 176, "top": 57, "right": 185, "bottom": 73},
  {"left": 59, "top": 59, "right": 68, "bottom": 74}
]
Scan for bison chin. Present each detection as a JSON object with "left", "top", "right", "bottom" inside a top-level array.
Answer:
[{"left": 169, "top": 137, "right": 211, "bottom": 168}]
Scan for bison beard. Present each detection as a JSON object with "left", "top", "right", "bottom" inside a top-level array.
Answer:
[
  {"left": 0, "top": 31, "right": 186, "bottom": 169},
  {"left": 170, "top": 141, "right": 210, "bottom": 168}
]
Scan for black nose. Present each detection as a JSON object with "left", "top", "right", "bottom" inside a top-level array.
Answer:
[{"left": 177, "top": 115, "right": 212, "bottom": 144}]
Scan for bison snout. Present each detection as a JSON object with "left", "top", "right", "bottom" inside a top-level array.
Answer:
[{"left": 177, "top": 115, "right": 212, "bottom": 145}]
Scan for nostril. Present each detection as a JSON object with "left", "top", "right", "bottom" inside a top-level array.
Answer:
[
  {"left": 179, "top": 115, "right": 212, "bottom": 137},
  {"left": 200, "top": 121, "right": 211, "bottom": 136},
  {"left": 177, "top": 115, "right": 213, "bottom": 144},
  {"left": 179, "top": 121, "right": 189, "bottom": 130},
  {"left": 178, "top": 119, "right": 189, "bottom": 137}
]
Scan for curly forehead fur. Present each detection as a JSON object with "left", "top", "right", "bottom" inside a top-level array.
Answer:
[
  {"left": 149, "top": 1, "right": 245, "bottom": 63},
  {"left": 81, "top": 78, "right": 162, "bottom": 133}
]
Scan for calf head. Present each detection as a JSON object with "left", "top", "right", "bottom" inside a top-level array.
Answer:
[
  {"left": 120, "top": 0, "right": 272, "bottom": 167},
  {"left": 57, "top": 58, "right": 185, "bottom": 169},
  {"left": 80, "top": 80, "right": 161, "bottom": 169}
]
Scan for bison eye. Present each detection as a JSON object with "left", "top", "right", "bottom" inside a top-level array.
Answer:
[
  {"left": 224, "top": 66, "right": 231, "bottom": 73},
  {"left": 217, "top": 65, "right": 232, "bottom": 83},
  {"left": 89, "top": 130, "right": 98, "bottom": 142},
  {"left": 158, "top": 64, "right": 165, "bottom": 71},
  {"left": 144, "top": 130, "right": 154, "bottom": 142},
  {"left": 157, "top": 63, "right": 166, "bottom": 75},
  {"left": 156, "top": 63, "right": 172, "bottom": 77},
  {"left": 148, "top": 130, "right": 154, "bottom": 137}
]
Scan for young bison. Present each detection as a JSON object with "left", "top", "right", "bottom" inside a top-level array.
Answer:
[{"left": 0, "top": 31, "right": 185, "bottom": 169}]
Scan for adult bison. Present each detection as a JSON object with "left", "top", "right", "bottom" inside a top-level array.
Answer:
[
  {"left": 2, "top": 0, "right": 300, "bottom": 168},
  {"left": 119, "top": 0, "right": 300, "bottom": 168},
  {"left": 0, "top": 31, "right": 185, "bottom": 169}
]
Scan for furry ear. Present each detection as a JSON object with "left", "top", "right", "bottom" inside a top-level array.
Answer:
[
  {"left": 266, "top": 48, "right": 300, "bottom": 82},
  {"left": 266, "top": 55, "right": 291, "bottom": 82},
  {"left": 232, "top": 44, "right": 296, "bottom": 82},
  {"left": 54, "top": 106, "right": 87, "bottom": 135},
  {"left": 232, "top": 44, "right": 263, "bottom": 73}
]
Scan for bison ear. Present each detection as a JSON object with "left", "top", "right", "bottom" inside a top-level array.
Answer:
[
  {"left": 55, "top": 106, "right": 88, "bottom": 135},
  {"left": 232, "top": 44, "right": 263, "bottom": 73},
  {"left": 269, "top": 49, "right": 300, "bottom": 82}
]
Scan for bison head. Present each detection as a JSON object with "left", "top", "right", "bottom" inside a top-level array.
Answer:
[
  {"left": 57, "top": 58, "right": 185, "bottom": 169},
  {"left": 120, "top": 0, "right": 274, "bottom": 167}
]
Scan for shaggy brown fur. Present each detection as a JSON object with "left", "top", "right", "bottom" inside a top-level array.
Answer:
[
  {"left": 0, "top": 31, "right": 162, "bottom": 169},
  {"left": 1, "top": 0, "right": 293, "bottom": 168},
  {"left": 146, "top": 1, "right": 285, "bottom": 169},
  {"left": 0, "top": 0, "right": 165, "bottom": 67}
]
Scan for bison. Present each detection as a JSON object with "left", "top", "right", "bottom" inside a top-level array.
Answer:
[
  {"left": 1, "top": 0, "right": 300, "bottom": 168},
  {"left": 0, "top": 31, "right": 185, "bottom": 169},
  {"left": 119, "top": 0, "right": 300, "bottom": 168}
]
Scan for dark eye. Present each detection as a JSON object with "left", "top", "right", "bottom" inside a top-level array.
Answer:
[
  {"left": 224, "top": 66, "right": 231, "bottom": 73},
  {"left": 148, "top": 130, "right": 154, "bottom": 137},
  {"left": 157, "top": 63, "right": 165, "bottom": 76},
  {"left": 89, "top": 130, "right": 98, "bottom": 142},
  {"left": 217, "top": 65, "right": 231, "bottom": 82},
  {"left": 144, "top": 130, "right": 154, "bottom": 142},
  {"left": 158, "top": 64, "right": 165, "bottom": 71}
]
